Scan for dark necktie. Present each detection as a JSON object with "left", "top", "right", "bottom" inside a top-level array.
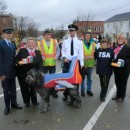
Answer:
[
  {"left": 8, "top": 42, "right": 11, "bottom": 48},
  {"left": 70, "top": 39, "right": 74, "bottom": 56}
]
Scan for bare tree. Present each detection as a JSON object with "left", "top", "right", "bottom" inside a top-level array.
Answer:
[
  {"left": 13, "top": 16, "right": 39, "bottom": 41},
  {"left": 0, "top": 0, "right": 7, "bottom": 13},
  {"left": 27, "top": 19, "right": 39, "bottom": 37},
  {"left": 75, "top": 9, "right": 95, "bottom": 34}
]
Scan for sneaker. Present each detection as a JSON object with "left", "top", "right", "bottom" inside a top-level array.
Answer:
[
  {"left": 87, "top": 91, "right": 93, "bottom": 96},
  {"left": 81, "top": 91, "right": 85, "bottom": 97}
]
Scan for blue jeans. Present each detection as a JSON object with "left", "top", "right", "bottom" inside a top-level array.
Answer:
[{"left": 81, "top": 67, "right": 93, "bottom": 92}]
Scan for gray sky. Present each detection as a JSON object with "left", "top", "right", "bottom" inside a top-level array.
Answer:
[{"left": 6, "top": 0, "right": 130, "bottom": 30}]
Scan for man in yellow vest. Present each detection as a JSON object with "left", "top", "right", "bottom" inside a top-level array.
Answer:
[
  {"left": 37, "top": 30, "right": 58, "bottom": 98},
  {"left": 81, "top": 32, "right": 96, "bottom": 97}
]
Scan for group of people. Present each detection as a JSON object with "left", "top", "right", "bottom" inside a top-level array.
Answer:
[{"left": 0, "top": 24, "right": 130, "bottom": 116}]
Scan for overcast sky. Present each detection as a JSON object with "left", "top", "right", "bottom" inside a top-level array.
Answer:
[{"left": 5, "top": 0, "right": 130, "bottom": 30}]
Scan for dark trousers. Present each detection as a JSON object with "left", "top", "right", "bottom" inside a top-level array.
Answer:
[
  {"left": 17, "top": 76, "right": 37, "bottom": 104},
  {"left": 2, "top": 78, "right": 17, "bottom": 108},
  {"left": 43, "top": 66, "right": 57, "bottom": 94},
  {"left": 114, "top": 72, "right": 129, "bottom": 99},
  {"left": 99, "top": 75, "right": 111, "bottom": 98}
]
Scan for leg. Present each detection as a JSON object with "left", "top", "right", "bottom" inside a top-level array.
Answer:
[
  {"left": 68, "top": 85, "right": 81, "bottom": 108},
  {"left": 119, "top": 73, "right": 129, "bottom": 99},
  {"left": 1, "top": 79, "right": 11, "bottom": 109},
  {"left": 17, "top": 76, "right": 30, "bottom": 105},
  {"left": 114, "top": 72, "right": 121, "bottom": 99},
  {"left": 30, "top": 85, "right": 38, "bottom": 104},
  {"left": 9, "top": 78, "right": 17, "bottom": 106},
  {"left": 99, "top": 75, "right": 111, "bottom": 101},
  {"left": 38, "top": 88, "right": 50, "bottom": 112},
  {"left": 49, "top": 66, "right": 58, "bottom": 98},
  {"left": 86, "top": 67, "right": 93, "bottom": 96}
]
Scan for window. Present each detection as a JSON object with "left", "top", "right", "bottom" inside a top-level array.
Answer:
[{"left": 108, "top": 24, "right": 109, "bottom": 29}]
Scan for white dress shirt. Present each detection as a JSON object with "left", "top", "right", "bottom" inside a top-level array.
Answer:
[{"left": 62, "top": 36, "right": 84, "bottom": 66}]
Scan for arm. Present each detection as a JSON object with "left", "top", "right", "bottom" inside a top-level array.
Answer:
[
  {"left": 0, "top": 44, "right": 5, "bottom": 77},
  {"left": 78, "top": 41, "right": 84, "bottom": 67}
]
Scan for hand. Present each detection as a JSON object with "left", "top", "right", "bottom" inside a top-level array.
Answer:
[
  {"left": 64, "top": 58, "right": 69, "bottom": 63},
  {"left": 0, "top": 75, "right": 6, "bottom": 81}
]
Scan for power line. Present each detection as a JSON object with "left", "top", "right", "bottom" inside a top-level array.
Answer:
[{"left": 97, "top": 2, "right": 130, "bottom": 16}]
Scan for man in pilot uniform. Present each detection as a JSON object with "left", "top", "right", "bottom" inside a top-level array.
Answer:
[
  {"left": 61, "top": 24, "right": 84, "bottom": 100},
  {"left": 0, "top": 27, "right": 22, "bottom": 115}
]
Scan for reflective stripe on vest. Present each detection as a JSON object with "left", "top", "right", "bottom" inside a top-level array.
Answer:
[
  {"left": 39, "top": 39, "right": 56, "bottom": 58},
  {"left": 83, "top": 42, "right": 95, "bottom": 60},
  {"left": 38, "top": 38, "right": 56, "bottom": 66}
]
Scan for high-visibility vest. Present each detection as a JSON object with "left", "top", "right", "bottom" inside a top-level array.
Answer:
[
  {"left": 83, "top": 42, "right": 96, "bottom": 67},
  {"left": 38, "top": 38, "right": 57, "bottom": 66}
]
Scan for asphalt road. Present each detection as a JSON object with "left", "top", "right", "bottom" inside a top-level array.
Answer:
[{"left": 0, "top": 60, "right": 130, "bottom": 130}]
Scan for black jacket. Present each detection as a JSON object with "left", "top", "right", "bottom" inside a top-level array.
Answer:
[
  {"left": 15, "top": 48, "right": 43, "bottom": 77},
  {"left": 113, "top": 44, "right": 130, "bottom": 74},
  {"left": 94, "top": 47, "right": 114, "bottom": 76}
]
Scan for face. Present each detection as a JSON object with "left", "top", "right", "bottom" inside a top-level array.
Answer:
[
  {"left": 117, "top": 37, "right": 125, "bottom": 45},
  {"left": 4, "top": 32, "right": 13, "bottom": 40},
  {"left": 85, "top": 34, "right": 91, "bottom": 41},
  {"left": 69, "top": 30, "right": 76, "bottom": 37},
  {"left": 100, "top": 42, "right": 108, "bottom": 49},
  {"left": 44, "top": 33, "right": 51, "bottom": 41},
  {"left": 27, "top": 39, "right": 36, "bottom": 50}
]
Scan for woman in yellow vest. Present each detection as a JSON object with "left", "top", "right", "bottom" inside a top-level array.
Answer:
[{"left": 81, "top": 32, "right": 96, "bottom": 97}]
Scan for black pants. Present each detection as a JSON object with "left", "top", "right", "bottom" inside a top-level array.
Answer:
[
  {"left": 17, "top": 76, "right": 37, "bottom": 104},
  {"left": 43, "top": 66, "right": 57, "bottom": 94},
  {"left": 114, "top": 72, "right": 129, "bottom": 99},
  {"left": 2, "top": 78, "right": 17, "bottom": 108},
  {"left": 99, "top": 75, "right": 111, "bottom": 98}
]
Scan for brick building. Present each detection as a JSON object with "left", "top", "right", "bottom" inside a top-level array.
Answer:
[
  {"left": 0, "top": 13, "right": 13, "bottom": 35},
  {"left": 73, "top": 21, "right": 104, "bottom": 37}
]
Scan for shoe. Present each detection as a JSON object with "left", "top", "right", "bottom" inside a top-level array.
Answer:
[
  {"left": 32, "top": 102, "right": 39, "bottom": 105},
  {"left": 4, "top": 108, "right": 10, "bottom": 115},
  {"left": 100, "top": 97, "right": 105, "bottom": 102},
  {"left": 81, "top": 91, "right": 85, "bottom": 97},
  {"left": 52, "top": 93, "right": 58, "bottom": 98},
  {"left": 11, "top": 104, "right": 23, "bottom": 109},
  {"left": 62, "top": 96, "right": 68, "bottom": 101},
  {"left": 116, "top": 98, "right": 124, "bottom": 103},
  {"left": 25, "top": 103, "right": 30, "bottom": 108},
  {"left": 112, "top": 96, "right": 118, "bottom": 100},
  {"left": 87, "top": 91, "right": 93, "bottom": 96}
]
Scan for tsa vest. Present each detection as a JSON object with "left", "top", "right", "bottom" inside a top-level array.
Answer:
[
  {"left": 38, "top": 38, "right": 56, "bottom": 66},
  {"left": 83, "top": 42, "right": 96, "bottom": 67}
]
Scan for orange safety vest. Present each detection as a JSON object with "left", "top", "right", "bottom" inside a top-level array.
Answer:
[{"left": 38, "top": 38, "right": 57, "bottom": 66}]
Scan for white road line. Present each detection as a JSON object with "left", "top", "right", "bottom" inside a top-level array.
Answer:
[
  {"left": 83, "top": 85, "right": 116, "bottom": 130},
  {"left": 0, "top": 87, "right": 20, "bottom": 98}
]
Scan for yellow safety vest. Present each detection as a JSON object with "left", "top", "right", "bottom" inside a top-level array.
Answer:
[
  {"left": 83, "top": 42, "right": 96, "bottom": 67},
  {"left": 38, "top": 38, "right": 57, "bottom": 66}
]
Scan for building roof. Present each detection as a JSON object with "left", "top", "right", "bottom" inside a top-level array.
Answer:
[{"left": 105, "top": 12, "right": 130, "bottom": 23}]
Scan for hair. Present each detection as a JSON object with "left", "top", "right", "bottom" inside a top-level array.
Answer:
[
  {"left": 116, "top": 34, "right": 127, "bottom": 44},
  {"left": 27, "top": 37, "right": 36, "bottom": 43},
  {"left": 84, "top": 32, "right": 92, "bottom": 35},
  {"left": 100, "top": 38, "right": 109, "bottom": 43}
]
